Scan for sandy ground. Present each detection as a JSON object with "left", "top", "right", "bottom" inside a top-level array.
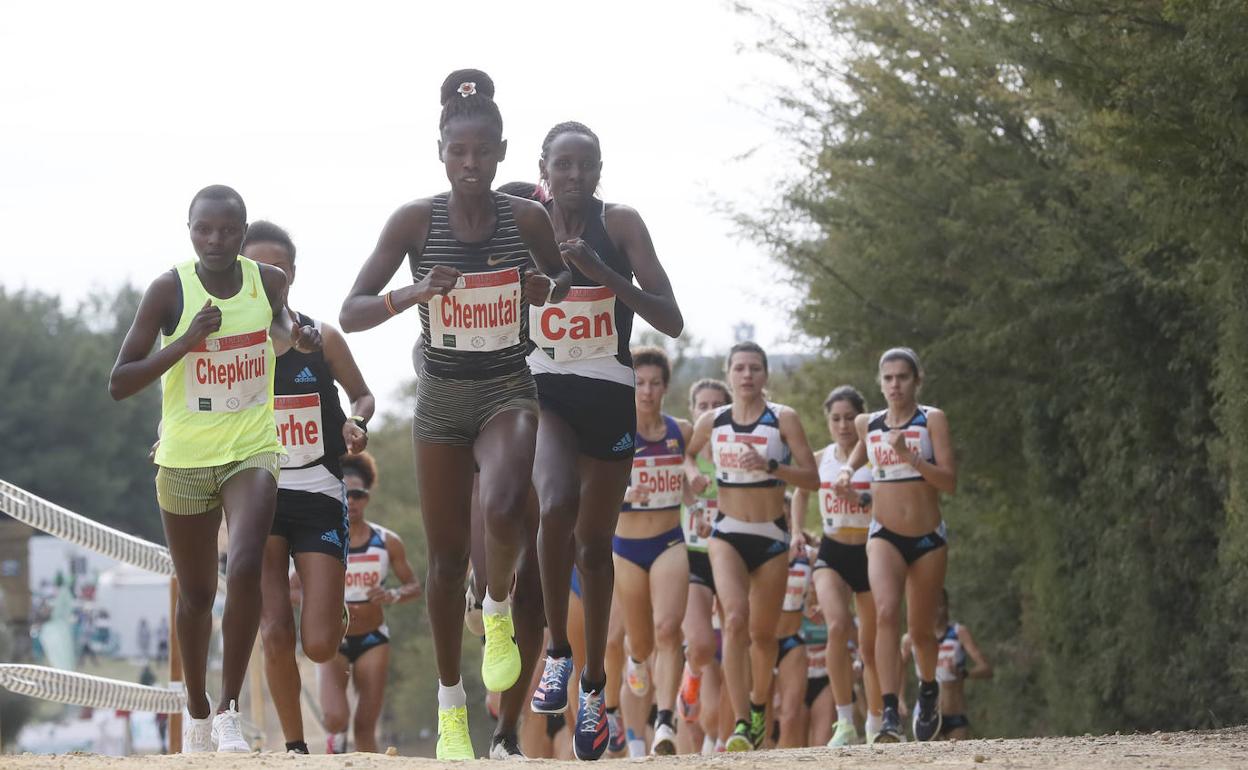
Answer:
[{"left": 6, "top": 728, "right": 1248, "bottom": 769}]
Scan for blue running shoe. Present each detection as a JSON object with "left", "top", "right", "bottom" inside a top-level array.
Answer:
[
  {"left": 606, "top": 708, "right": 625, "bottom": 754},
  {"left": 573, "top": 678, "right": 609, "bottom": 760},
  {"left": 531, "top": 655, "right": 574, "bottom": 714}
]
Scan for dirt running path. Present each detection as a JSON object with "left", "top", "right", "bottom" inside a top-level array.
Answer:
[{"left": 7, "top": 729, "right": 1248, "bottom": 769}]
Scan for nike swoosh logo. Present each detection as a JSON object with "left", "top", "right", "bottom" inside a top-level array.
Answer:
[{"left": 486, "top": 253, "right": 519, "bottom": 266}]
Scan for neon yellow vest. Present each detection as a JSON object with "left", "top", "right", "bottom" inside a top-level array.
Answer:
[{"left": 154, "top": 257, "right": 283, "bottom": 468}]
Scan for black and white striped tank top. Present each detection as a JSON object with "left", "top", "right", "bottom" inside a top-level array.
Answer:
[{"left": 411, "top": 192, "right": 535, "bottom": 379}]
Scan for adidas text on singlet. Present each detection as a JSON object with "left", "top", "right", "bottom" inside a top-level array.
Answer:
[
  {"left": 155, "top": 257, "right": 283, "bottom": 468},
  {"left": 411, "top": 192, "right": 533, "bottom": 380},
  {"left": 274, "top": 312, "right": 348, "bottom": 498},
  {"left": 710, "top": 402, "right": 789, "bottom": 488},
  {"left": 623, "top": 414, "right": 686, "bottom": 512},
  {"left": 819, "top": 444, "right": 872, "bottom": 536},
  {"left": 528, "top": 198, "right": 635, "bottom": 386},
  {"left": 345, "top": 524, "right": 393, "bottom": 603},
  {"left": 866, "top": 406, "right": 936, "bottom": 482}
]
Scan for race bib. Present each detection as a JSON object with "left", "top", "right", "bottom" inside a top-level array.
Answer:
[
  {"left": 937, "top": 639, "right": 961, "bottom": 683},
  {"left": 630, "top": 454, "right": 684, "bottom": 510},
  {"left": 684, "top": 500, "right": 716, "bottom": 548},
  {"left": 530, "top": 286, "right": 619, "bottom": 362},
  {"left": 869, "top": 430, "right": 924, "bottom": 480},
  {"left": 806, "top": 644, "right": 827, "bottom": 677},
  {"left": 783, "top": 560, "right": 811, "bottom": 612},
  {"left": 345, "top": 553, "right": 384, "bottom": 597},
  {"left": 184, "top": 330, "right": 270, "bottom": 413},
  {"left": 713, "top": 433, "right": 771, "bottom": 485},
  {"left": 820, "top": 479, "right": 871, "bottom": 533},
  {"left": 274, "top": 394, "right": 323, "bottom": 468},
  {"left": 428, "top": 267, "right": 522, "bottom": 352}
]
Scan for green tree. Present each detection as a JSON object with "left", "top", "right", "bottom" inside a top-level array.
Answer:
[
  {"left": 0, "top": 287, "right": 163, "bottom": 541},
  {"left": 742, "top": 0, "right": 1243, "bottom": 736}
]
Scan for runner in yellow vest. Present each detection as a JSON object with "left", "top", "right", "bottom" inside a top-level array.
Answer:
[{"left": 109, "top": 184, "right": 321, "bottom": 754}]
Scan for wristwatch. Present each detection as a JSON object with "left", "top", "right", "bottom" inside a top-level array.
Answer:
[
  {"left": 767, "top": 458, "right": 779, "bottom": 473},
  {"left": 350, "top": 415, "right": 369, "bottom": 434}
]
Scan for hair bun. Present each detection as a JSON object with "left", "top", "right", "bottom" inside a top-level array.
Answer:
[{"left": 440, "top": 69, "right": 495, "bottom": 105}]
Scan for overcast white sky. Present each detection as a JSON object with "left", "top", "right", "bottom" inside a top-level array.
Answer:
[{"left": 0, "top": 0, "right": 812, "bottom": 414}]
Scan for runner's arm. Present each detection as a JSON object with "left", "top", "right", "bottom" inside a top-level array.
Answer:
[
  {"left": 511, "top": 197, "right": 573, "bottom": 302},
  {"left": 260, "top": 263, "right": 320, "bottom": 356},
  {"left": 908, "top": 408, "right": 957, "bottom": 494},
  {"left": 683, "top": 411, "right": 714, "bottom": 493},
  {"left": 383, "top": 533, "right": 422, "bottom": 605},
  {"left": 958, "top": 625, "right": 993, "bottom": 680},
  {"left": 790, "top": 448, "right": 822, "bottom": 529},
  {"left": 678, "top": 419, "right": 697, "bottom": 506},
  {"left": 833, "top": 416, "right": 870, "bottom": 491},
  {"left": 600, "top": 205, "right": 683, "bottom": 337},
  {"left": 774, "top": 407, "right": 820, "bottom": 493},
  {"left": 321, "top": 322, "right": 375, "bottom": 454},
  {"left": 109, "top": 273, "right": 196, "bottom": 400},
  {"left": 339, "top": 201, "right": 434, "bottom": 332}
]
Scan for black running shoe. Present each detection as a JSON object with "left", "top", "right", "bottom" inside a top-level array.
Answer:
[
  {"left": 489, "top": 732, "right": 524, "bottom": 760},
  {"left": 912, "top": 684, "right": 942, "bottom": 742},
  {"left": 875, "top": 706, "right": 903, "bottom": 743}
]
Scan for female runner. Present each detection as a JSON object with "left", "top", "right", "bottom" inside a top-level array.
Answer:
[
  {"left": 109, "top": 185, "right": 319, "bottom": 752},
  {"left": 900, "top": 590, "right": 992, "bottom": 740},
  {"left": 683, "top": 342, "right": 819, "bottom": 751},
  {"left": 835, "top": 347, "right": 957, "bottom": 742},
  {"left": 773, "top": 539, "right": 814, "bottom": 748},
  {"left": 679, "top": 379, "right": 731, "bottom": 745},
  {"left": 526, "top": 121, "right": 683, "bottom": 760},
  {"left": 792, "top": 385, "right": 883, "bottom": 745},
  {"left": 317, "top": 452, "right": 420, "bottom": 753},
  {"left": 614, "top": 347, "right": 691, "bottom": 755},
  {"left": 339, "top": 70, "right": 571, "bottom": 759},
  {"left": 243, "top": 221, "right": 375, "bottom": 755}
]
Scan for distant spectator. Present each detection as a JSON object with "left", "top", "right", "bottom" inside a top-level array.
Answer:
[{"left": 138, "top": 618, "right": 152, "bottom": 659}]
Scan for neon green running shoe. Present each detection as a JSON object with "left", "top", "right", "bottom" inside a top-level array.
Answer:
[
  {"left": 748, "top": 707, "right": 767, "bottom": 749},
  {"left": 481, "top": 610, "right": 521, "bottom": 692},
  {"left": 436, "top": 705, "right": 474, "bottom": 760},
  {"left": 827, "top": 720, "right": 860, "bottom": 747},
  {"left": 725, "top": 720, "right": 753, "bottom": 752}
]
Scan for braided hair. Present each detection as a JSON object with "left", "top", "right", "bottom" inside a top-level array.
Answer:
[
  {"left": 540, "top": 121, "right": 601, "bottom": 160},
  {"left": 439, "top": 69, "right": 503, "bottom": 136}
]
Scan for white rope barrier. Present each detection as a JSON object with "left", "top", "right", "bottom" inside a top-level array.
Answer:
[
  {"left": 0, "top": 480, "right": 174, "bottom": 576},
  {"left": 0, "top": 479, "right": 270, "bottom": 744},
  {"left": 0, "top": 665, "right": 185, "bottom": 714}
]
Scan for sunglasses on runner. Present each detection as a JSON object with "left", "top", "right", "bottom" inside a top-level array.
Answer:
[{"left": 346, "top": 489, "right": 370, "bottom": 500}]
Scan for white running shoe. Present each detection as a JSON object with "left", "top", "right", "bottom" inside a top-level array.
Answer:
[
  {"left": 327, "top": 731, "right": 348, "bottom": 754},
  {"left": 625, "top": 656, "right": 650, "bottom": 697},
  {"left": 183, "top": 710, "right": 214, "bottom": 753},
  {"left": 651, "top": 723, "right": 677, "bottom": 755},
  {"left": 212, "top": 699, "right": 250, "bottom": 752}
]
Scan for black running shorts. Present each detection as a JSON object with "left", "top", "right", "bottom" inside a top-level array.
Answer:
[
  {"left": 271, "top": 488, "right": 349, "bottom": 565},
  {"left": 535, "top": 373, "right": 636, "bottom": 462}
]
